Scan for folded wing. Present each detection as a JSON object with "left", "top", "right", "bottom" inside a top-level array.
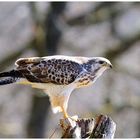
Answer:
[{"left": 15, "top": 57, "right": 83, "bottom": 85}]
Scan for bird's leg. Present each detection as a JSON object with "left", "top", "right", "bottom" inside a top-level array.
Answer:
[
  {"left": 62, "top": 106, "right": 69, "bottom": 119},
  {"left": 61, "top": 106, "right": 78, "bottom": 122},
  {"left": 61, "top": 91, "right": 78, "bottom": 121}
]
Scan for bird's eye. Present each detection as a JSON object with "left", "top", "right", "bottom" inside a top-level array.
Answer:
[{"left": 99, "top": 60, "right": 104, "bottom": 64}]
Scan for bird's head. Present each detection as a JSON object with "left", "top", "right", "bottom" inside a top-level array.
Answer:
[
  {"left": 85, "top": 57, "right": 112, "bottom": 78},
  {"left": 93, "top": 57, "right": 112, "bottom": 69}
]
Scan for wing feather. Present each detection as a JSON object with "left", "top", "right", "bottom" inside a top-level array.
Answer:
[{"left": 16, "top": 56, "right": 83, "bottom": 85}]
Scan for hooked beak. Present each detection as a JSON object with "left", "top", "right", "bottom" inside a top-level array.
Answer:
[
  {"left": 104, "top": 62, "right": 113, "bottom": 69},
  {"left": 109, "top": 63, "right": 113, "bottom": 69},
  {"left": 102, "top": 63, "right": 113, "bottom": 69}
]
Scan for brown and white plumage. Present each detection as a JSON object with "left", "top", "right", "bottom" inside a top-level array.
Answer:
[
  {"left": 15, "top": 55, "right": 84, "bottom": 85},
  {"left": 0, "top": 55, "right": 112, "bottom": 118}
]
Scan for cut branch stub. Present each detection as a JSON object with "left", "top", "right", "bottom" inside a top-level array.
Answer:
[
  {"left": 90, "top": 115, "right": 116, "bottom": 138},
  {"left": 60, "top": 115, "right": 116, "bottom": 138},
  {"left": 60, "top": 117, "right": 95, "bottom": 138}
]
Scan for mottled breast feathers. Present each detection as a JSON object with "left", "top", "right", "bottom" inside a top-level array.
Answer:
[{"left": 15, "top": 57, "right": 84, "bottom": 85}]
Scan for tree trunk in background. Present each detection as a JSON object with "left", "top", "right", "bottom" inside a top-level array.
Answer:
[
  {"left": 45, "top": 2, "right": 66, "bottom": 54},
  {"left": 27, "top": 2, "right": 66, "bottom": 138}
]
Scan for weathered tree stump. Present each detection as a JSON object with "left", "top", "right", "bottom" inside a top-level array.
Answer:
[{"left": 60, "top": 115, "right": 116, "bottom": 138}]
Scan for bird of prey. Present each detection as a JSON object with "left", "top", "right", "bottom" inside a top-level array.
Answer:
[{"left": 0, "top": 55, "right": 112, "bottom": 118}]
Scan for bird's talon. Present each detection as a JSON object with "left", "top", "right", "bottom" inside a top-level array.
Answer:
[{"left": 69, "top": 115, "right": 78, "bottom": 121}]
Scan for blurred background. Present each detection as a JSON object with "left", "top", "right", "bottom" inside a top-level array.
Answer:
[{"left": 0, "top": 2, "right": 140, "bottom": 138}]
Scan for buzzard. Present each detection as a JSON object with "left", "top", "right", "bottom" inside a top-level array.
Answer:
[{"left": 0, "top": 55, "right": 112, "bottom": 118}]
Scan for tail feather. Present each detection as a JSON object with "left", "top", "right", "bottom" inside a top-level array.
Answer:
[
  {"left": 0, "top": 70, "right": 23, "bottom": 85},
  {"left": 0, "top": 70, "right": 23, "bottom": 78},
  {"left": 0, "top": 77, "right": 18, "bottom": 85}
]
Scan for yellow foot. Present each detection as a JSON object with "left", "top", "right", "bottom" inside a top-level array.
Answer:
[
  {"left": 63, "top": 113, "right": 78, "bottom": 121},
  {"left": 69, "top": 115, "right": 78, "bottom": 121},
  {"left": 63, "top": 112, "right": 69, "bottom": 119},
  {"left": 62, "top": 107, "right": 78, "bottom": 121},
  {"left": 64, "top": 115, "right": 78, "bottom": 121}
]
